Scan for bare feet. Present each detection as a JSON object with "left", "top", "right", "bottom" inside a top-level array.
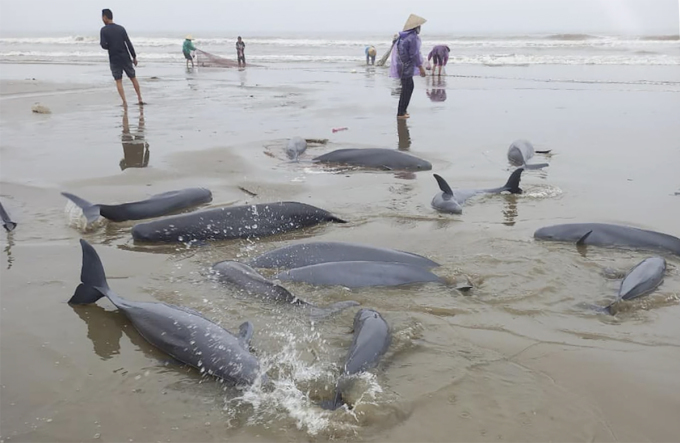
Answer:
[{"left": 397, "top": 114, "right": 409, "bottom": 120}]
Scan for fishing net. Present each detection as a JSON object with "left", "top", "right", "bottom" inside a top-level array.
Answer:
[
  {"left": 196, "top": 49, "right": 240, "bottom": 68},
  {"left": 376, "top": 35, "right": 399, "bottom": 67}
]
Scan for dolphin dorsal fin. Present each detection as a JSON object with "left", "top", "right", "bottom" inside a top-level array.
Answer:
[
  {"left": 576, "top": 230, "right": 593, "bottom": 246},
  {"left": 238, "top": 321, "right": 254, "bottom": 347},
  {"left": 433, "top": 174, "right": 454, "bottom": 196}
]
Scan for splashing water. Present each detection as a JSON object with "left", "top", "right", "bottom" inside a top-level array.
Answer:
[
  {"left": 64, "top": 200, "right": 105, "bottom": 232},
  {"left": 222, "top": 326, "right": 385, "bottom": 437}
]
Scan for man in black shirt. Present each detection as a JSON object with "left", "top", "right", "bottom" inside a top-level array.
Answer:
[{"left": 100, "top": 9, "right": 143, "bottom": 106}]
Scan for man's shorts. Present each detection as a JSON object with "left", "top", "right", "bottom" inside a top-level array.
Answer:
[
  {"left": 183, "top": 50, "right": 193, "bottom": 61},
  {"left": 237, "top": 54, "right": 246, "bottom": 63},
  {"left": 110, "top": 58, "right": 136, "bottom": 80},
  {"left": 432, "top": 54, "right": 442, "bottom": 66}
]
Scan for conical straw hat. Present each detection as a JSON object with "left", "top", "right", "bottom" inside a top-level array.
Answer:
[
  {"left": 185, "top": 34, "right": 194, "bottom": 40},
  {"left": 403, "top": 14, "right": 426, "bottom": 31}
]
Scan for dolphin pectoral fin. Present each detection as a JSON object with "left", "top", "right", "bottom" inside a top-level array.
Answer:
[
  {"left": 535, "top": 149, "right": 552, "bottom": 154},
  {"left": 308, "top": 301, "right": 360, "bottom": 321},
  {"left": 433, "top": 174, "right": 454, "bottom": 196},
  {"left": 576, "top": 230, "right": 593, "bottom": 246},
  {"left": 238, "top": 321, "right": 254, "bottom": 347},
  {"left": 319, "top": 390, "right": 345, "bottom": 411},
  {"left": 61, "top": 192, "right": 101, "bottom": 224},
  {"left": 381, "top": 165, "right": 394, "bottom": 171},
  {"left": 454, "top": 283, "right": 473, "bottom": 293},
  {"left": 523, "top": 162, "right": 549, "bottom": 170}
]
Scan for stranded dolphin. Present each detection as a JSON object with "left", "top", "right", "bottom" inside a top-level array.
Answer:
[
  {"left": 69, "top": 239, "right": 265, "bottom": 386},
  {"left": 131, "top": 201, "right": 346, "bottom": 243},
  {"left": 601, "top": 256, "right": 666, "bottom": 314},
  {"left": 507, "top": 139, "right": 550, "bottom": 169},
  {"left": 275, "top": 261, "right": 446, "bottom": 288},
  {"left": 312, "top": 148, "right": 432, "bottom": 171},
  {"left": 534, "top": 223, "right": 680, "bottom": 256},
  {"left": 247, "top": 241, "right": 440, "bottom": 270},
  {"left": 0, "top": 201, "right": 17, "bottom": 232},
  {"left": 432, "top": 168, "right": 524, "bottom": 215},
  {"left": 285, "top": 137, "right": 307, "bottom": 161},
  {"left": 322, "top": 308, "right": 391, "bottom": 410},
  {"left": 61, "top": 188, "right": 212, "bottom": 223},
  {"left": 211, "top": 261, "right": 359, "bottom": 319}
]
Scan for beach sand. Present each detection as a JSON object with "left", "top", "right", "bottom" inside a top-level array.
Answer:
[{"left": 1, "top": 61, "right": 679, "bottom": 442}]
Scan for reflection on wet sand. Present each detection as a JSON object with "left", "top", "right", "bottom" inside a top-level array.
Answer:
[
  {"left": 397, "top": 118, "right": 411, "bottom": 151},
  {"left": 120, "top": 106, "right": 150, "bottom": 171},
  {"left": 426, "top": 76, "right": 447, "bottom": 102},
  {"left": 70, "top": 304, "right": 164, "bottom": 361},
  {"left": 4, "top": 231, "right": 14, "bottom": 270},
  {"left": 502, "top": 195, "right": 519, "bottom": 226}
]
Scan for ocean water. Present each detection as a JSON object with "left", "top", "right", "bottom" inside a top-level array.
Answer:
[{"left": 1, "top": 33, "right": 679, "bottom": 66}]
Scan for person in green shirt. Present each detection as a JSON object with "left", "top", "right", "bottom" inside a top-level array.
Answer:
[{"left": 182, "top": 35, "right": 197, "bottom": 68}]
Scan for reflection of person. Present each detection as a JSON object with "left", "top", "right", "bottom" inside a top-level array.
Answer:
[
  {"left": 397, "top": 118, "right": 411, "bottom": 151},
  {"left": 390, "top": 14, "right": 427, "bottom": 120},
  {"left": 365, "top": 46, "right": 377, "bottom": 65},
  {"left": 100, "top": 9, "right": 143, "bottom": 106},
  {"left": 426, "top": 77, "right": 447, "bottom": 102},
  {"left": 428, "top": 45, "right": 450, "bottom": 76},
  {"left": 182, "top": 35, "right": 197, "bottom": 68},
  {"left": 236, "top": 36, "right": 246, "bottom": 67},
  {"left": 120, "top": 106, "right": 150, "bottom": 171}
]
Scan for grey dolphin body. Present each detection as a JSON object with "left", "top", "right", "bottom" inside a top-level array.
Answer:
[
  {"left": 322, "top": 308, "right": 391, "bottom": 410},
  {"left": 62, "top": 188, "right": 213, "bottom": 224},
  {"left": 432, "top": 168, "right": 524, "bottom": 215},
  {"left": 312, "top": 148, "right": 432, "bottom": 171},
  {"left": 131, "top": 201, "right": 346, "bottom": 243},
  {"left": 275, "top": 261, "right": 444, "bottom": 288},
  {"left": 602, "top": 256, "right": 666, "bottom": 314},
  {"left": 285, "top": 137, "right": 307, "bottom": 161},
  {"left": 0, "top": 201, "right": 17, "bottom": 232},
  {"left": 70, "top": 240, "right": 264, "bottom": 385},
  {"left": 247, "top": 242, "right": 440, "bottom": 270},
  {"left": 534, "top": 223, "right": 680, "bottom": 256},
  {"left": 211, "top": 261, "right": 359, "bottom": 319},
  {"left": 507, "top": 139, "right": 550, "bottom": 169}
]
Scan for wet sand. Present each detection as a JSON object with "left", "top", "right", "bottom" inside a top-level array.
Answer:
[{"left": 1, "top": 61, "right": 680, "bottom": 442}]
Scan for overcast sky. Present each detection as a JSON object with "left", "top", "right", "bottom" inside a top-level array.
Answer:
[{"left": 0, "top": 0, "right": 678, "bottom": 35}]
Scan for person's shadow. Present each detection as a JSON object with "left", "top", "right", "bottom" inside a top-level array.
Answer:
[
  {"left": 426, "top": 76, "right": 447, "bottom": 102},
  {"left": 120, "top": 106, "right": 150, "bottom": 171}
]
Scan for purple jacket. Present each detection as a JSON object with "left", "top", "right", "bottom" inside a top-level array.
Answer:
[
  {"left": 389, "top": 29, "right": 423, "bottom": 79},
  {"left": 428, "top": 45, "right": 450, "bottom": 65}
]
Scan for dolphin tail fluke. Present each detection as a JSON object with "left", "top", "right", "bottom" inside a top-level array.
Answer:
[
  {"left": 433, "top": 174, "right": 454, "bottom": 196},
  {"left": 238, "top": 321, "right": 254, "bottom": 347},
  {"left": 309, "top": 300, "right": 360, "bottom": 320},
  {"left": 0, "top": 202, "right": 17, "bottom": 232},
  {"left": 61, "top": 192, "right": 101, "bottom": 224},
  {"left": 503, "top": 168, "right": 524, "bottom": 194},
  {"left": 69, "top": 239, "right": 110, "bottom": 305},
  {"left": 523, "top": 162, "right": 549, "bottom": 170}
]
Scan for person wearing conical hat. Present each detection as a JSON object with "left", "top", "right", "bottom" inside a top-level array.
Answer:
[
  {"left": 389, "top": 14, "right": 427, "bottom": 119},
  {"left": 365, "top": 45, "right": 377, "bottom": 65},
  {"left": 182, "top": 35, "right": 197, "bottom": 69}
]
